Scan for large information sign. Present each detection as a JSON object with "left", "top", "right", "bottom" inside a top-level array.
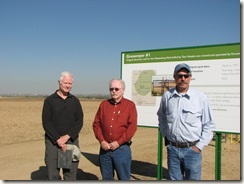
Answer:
[{"left": 121, "top": 43, "right": 240, "bottom": 133}]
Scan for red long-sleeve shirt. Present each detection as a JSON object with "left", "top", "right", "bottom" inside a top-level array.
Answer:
[{"left": 93, "top": 97, "right": 137, "bottom": 145}]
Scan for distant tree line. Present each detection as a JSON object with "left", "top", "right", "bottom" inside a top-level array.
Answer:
[
  {"left": 0, "top": 94, "right": 110, "bottom": 99},
  {"left": 76, "top": 94, "right": 110, "bottom": 99}
]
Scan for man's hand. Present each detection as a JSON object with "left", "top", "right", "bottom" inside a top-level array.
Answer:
[
  {"left": 192, "top": 145, "right": 201, "bottom": 152},
  {"left": 60, "top": 144, "right": 67, "bottom": 152},
  {"left": 101, "top": 141, "right": 111, "bottom": 151},
  {"left": 57, "top": 134, "right": 70, "bottom": 148},
  {"left": 109, "top": 141, "right": 119, "bottom": 151}
]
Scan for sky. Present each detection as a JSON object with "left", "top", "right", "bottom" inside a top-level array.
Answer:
[{"left": 0, "top": 0, "right": 241, "bottom": 96}]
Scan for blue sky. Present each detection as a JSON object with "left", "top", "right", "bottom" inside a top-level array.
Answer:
[{"left": 0, "top": 0, "right": 240, "bottom": 95}]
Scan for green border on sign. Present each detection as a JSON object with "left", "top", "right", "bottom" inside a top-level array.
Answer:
[{"left": 122, "top": 43, "right": 240, "bottom": 64}]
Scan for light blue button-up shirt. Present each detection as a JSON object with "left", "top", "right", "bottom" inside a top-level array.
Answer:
[{"left": 157, "top": 87, "right": 215, "bottom": 150}]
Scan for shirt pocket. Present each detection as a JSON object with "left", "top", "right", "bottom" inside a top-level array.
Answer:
[
  {"left": 183, "top": 105, "right": 201, "bottom": 126},
  {"left": 118, "top": 112, "right": 129, "bottom": 126},
  {"left": 166, "top": 105, "right": 176, "bottom": 124}
]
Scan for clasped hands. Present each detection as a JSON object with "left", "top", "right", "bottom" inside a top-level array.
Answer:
[
  {"left": 57, "top": 134, "right": 70, "bottom": 152},
  {"left": 101, "top": 140, "right": 119, "bottom": 151}
]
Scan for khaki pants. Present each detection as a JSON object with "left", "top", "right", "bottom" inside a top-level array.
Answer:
[{"left": 44, "top": 136, "right": 79, "bottom": 180}]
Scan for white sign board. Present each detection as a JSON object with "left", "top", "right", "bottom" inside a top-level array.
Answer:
[{"left": 121, "top": 43, "right": 240, "bottom": 133}]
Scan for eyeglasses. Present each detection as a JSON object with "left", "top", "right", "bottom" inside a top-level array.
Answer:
[
  {"left": 177, "top": 74, "right": 191, "bottom": 79},
  {"left": 110, "top": 88, "right": 120, "bottom": 92}
]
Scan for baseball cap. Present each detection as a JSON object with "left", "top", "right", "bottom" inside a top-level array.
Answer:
[{"left": 174, "top": 63, "right": 192, "bottom": 74}]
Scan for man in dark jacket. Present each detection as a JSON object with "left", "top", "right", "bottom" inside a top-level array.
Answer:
[{"left": 42, "top": 71, "right": 83, "bottom": 180}]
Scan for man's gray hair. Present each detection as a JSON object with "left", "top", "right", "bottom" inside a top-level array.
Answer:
[
  {"left": 59, "top": 71, "right": 74, "bottom": 82},
  {"left": 109, "top": 79, "right": 125, "bottom": 89}
]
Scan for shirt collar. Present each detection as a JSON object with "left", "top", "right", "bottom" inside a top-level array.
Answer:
[
  {"left": 108, "top": 97, "right": 124, "bottom": 105},
  {"left": 171, "top": 87, "right": 191, "bottom": 99},
  {"left": 54, "top": 90, "right": 72, "bottom": 98}
]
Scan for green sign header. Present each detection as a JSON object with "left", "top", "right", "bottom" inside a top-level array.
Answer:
[{"left": 122, "top": 43, "right": 240, "bottom": 64}]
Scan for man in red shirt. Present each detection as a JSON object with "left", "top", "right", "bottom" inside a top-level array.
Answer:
[{"left": 93, "top": 79, "right": 137, "bottom": 180}]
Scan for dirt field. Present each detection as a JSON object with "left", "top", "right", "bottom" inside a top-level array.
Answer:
[{"left": 0, "top": 97, "right": 241, "bottom": 181}]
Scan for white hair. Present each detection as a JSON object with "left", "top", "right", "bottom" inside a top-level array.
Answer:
[
  {"left": 109, "top": 79, "right": 125, "bottom": 89},
  {"left": 59, "top": 71, "right": 74, "bottom": 82}
]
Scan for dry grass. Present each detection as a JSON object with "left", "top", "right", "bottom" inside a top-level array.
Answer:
[{"left": 0, "top": 97, "right": 240, "bottom": 180}]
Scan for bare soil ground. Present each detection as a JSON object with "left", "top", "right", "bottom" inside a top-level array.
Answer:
[{"left": 0, "top": 97, "right": 241, "bottom": 181}]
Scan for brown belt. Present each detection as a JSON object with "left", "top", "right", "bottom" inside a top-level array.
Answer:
[{"left": 169, "top": 140, "right": 199, "bottom": 148}]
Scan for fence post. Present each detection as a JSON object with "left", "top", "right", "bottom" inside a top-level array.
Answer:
[
  {"left": 215, "top": 132, "right": 222, "bottom": 180},
  {"left": 157, "top": 129, "right": 163, "bottom": 180}
]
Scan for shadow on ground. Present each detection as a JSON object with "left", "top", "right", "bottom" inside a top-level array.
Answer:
[
  {"left": 81, "top": 151, "right": 168, "bottom": 180},
  {"left": 31, "top": 166, "right": 98, "bottom": 180},
  {"left": 31, "top": 151, "right": 168, "bottom": 180}
]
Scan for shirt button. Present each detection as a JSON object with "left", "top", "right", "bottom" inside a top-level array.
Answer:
[{"left": 110, "top": 125, "right": 112, "bottom": 127}]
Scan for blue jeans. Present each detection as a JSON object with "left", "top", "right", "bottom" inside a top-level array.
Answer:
[
  {"left": 167, "top": 145, "right": 202, "bottom": 180},
  {"left": 99, "top": 144, "right": 132, "bottom": 180}
]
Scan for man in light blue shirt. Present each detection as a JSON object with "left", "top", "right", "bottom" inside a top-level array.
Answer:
[{"left": 157, "top": 63, "right": 215, "bottom": 180}]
